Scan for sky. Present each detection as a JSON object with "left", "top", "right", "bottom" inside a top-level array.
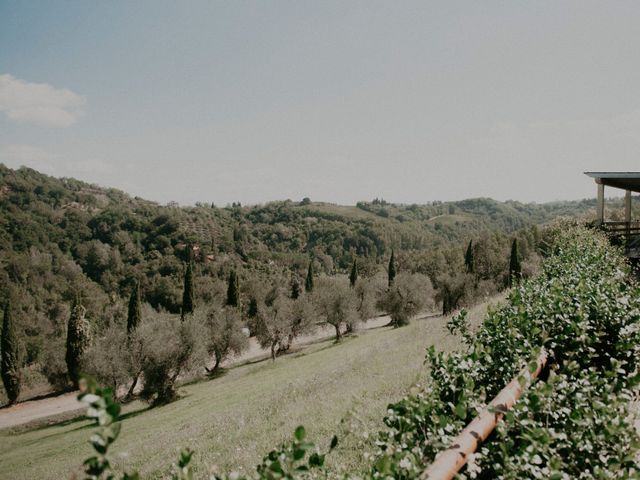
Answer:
[{"left": 1, "top": 1, "right": 639, "bottom": 206}]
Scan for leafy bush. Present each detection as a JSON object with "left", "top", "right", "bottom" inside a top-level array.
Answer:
[{"left": 40, "top": 337, "right": 70, "bottom": 390}]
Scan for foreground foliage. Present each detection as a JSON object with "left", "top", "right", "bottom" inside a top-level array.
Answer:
[
  {"left": 373, "top": 224, "right": 640, "bottom": 478},
  {"left": 78, "top": 376, "right": 337, "bottom": 480}
]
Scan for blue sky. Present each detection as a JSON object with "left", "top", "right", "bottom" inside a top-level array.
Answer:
[{"left": 1, "top": 1, "right": 640, "bottom": 205}]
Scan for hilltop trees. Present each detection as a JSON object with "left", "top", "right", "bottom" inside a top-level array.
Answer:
[
  {"left": 1, "top": 302, "right": 20, "bottom": 404},
  {"left": 65, "top": 298, "right": 91, "bottom": 388}
]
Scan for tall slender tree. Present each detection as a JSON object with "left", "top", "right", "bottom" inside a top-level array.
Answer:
[
  {"left": 65, "top": 297, "right": 91, "bottom": 388},
  {"left": 226, "top": 270, "right": 239, "bottom": 307},
  {"left": 349, "top": 259, "right": 358, "bottom": 287},
  {"left": 290, "top": 278, "right": 301, "bottom": 299},
  {"left": 464, "top": 240, "right": 474, "bottom": 274},
  {"left": 509, "top": 238, "right": 522, "bottom": 287},
  {"left": 305, "top": 262, "right": 314, "bottom": 293},
  {"left": 1, "top": 301, "right": 20, "bottom": 404},
  {"left": 127, "top": 281, "right": 142, "bottom": 333},
  {"left": 388, "top": 250, "right": 397, "bottom": 287},
  {"left": 181, "top": 260, "right": 195, "bottom": 318}
]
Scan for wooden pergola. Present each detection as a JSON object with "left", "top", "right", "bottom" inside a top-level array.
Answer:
[{"left": 585, "top": 172, "right": 640, "bottom": 257}]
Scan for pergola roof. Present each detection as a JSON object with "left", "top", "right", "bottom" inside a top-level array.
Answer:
[{"left": 584, "top": 172, "right": 640, "bottom": 193}]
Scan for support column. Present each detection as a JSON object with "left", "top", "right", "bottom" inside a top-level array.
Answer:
[
  {"left": 596, "top": 182, "right": 605, "bottom": 225},
  {"left": 625, "top": 190, "right": 631, "bottom": 223},
  {"left": 625, "top": 190, "right": 631, "bottom": 239}
]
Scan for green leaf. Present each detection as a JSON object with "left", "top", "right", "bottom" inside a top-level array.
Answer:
[
  {"left": 294, "top": 425, "right": 305, "bottom": 441},
  {"left": 308, "top": 453, "right": 324, "bottom": 467}
]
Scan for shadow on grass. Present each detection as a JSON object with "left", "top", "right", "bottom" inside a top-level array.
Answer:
[
  {"left": 5, "top": 400, "right": 150, "bottom": 438},
  {"left": 0, "top": 386, "right": 76, "bottom": 411}
]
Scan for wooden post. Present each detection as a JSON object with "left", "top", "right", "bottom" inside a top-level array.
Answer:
[
  {"left": 625, "top": 190, "right": 631, "bottom": 239},
  {"left": 596, "top": 182, "right": 605, "bottom": 225}
]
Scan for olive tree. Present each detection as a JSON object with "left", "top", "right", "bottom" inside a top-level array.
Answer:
[
  {"left": 254, "top": 292, "right": 316, "bottom": 361},
  {"left": 200, "top": 306, "right": 249, "bottom": 372},
  {"left": 137, "top": 314, "right": 206, "bottom": 404},
  {"left": 313, "top": 276, "right": 358, "bottom": 340},
  {"left": 82, "top": 326, "right": 132, "bottom": 398},
  {"left": 354, "top": 272, "right": 386, "bottom": 323},
  {"left": 377, "top": 272, "right": 434, "bottom": 327}
]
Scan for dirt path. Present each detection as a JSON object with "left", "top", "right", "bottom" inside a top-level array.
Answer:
[{"left": 0, "top": 314, "right": 395, "bottom": 430}]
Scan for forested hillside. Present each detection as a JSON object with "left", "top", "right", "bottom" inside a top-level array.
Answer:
[{"left": 0, "top": 164, "right": 595, "bottom": 398}]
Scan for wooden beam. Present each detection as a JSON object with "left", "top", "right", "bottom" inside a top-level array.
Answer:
[
  {"left": 625, "top": 190, "right": 631, "bottom": 223},
  {"left": 597, "top": 183, "right": 605, "bottom": 224},
  {"left": 420, "top": 350, "right": 548, "bottom": 480}
]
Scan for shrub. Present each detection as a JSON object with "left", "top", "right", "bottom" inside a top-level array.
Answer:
[{"left": 41, "top": 337, "right": 70, "bottom": 391}]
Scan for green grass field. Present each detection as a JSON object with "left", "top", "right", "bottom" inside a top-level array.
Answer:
[{"left": 0, "top": 299, "right": 498, "bottom": 479}]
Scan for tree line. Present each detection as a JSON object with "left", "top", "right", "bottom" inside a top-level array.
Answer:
[{"left": 2, "top": 231, "right": 532, "bottom": 405}]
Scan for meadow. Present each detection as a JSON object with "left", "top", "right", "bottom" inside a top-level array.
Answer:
[{"left": 0, "top": 299, "right": 496, "bottom": 479}]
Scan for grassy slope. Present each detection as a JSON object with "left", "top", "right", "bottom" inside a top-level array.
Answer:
[{"left": 0, "top": 300, "right": 498, "bottom": 479}]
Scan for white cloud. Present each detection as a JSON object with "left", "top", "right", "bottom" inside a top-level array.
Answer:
[{"left": 0, "top": 74, "right": 86, "bottom": 127}]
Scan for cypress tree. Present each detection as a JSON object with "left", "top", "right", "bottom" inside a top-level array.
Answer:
[
  {"left": 1, "top": 302, "right": 20, "bottom": 404},
  {"left": 65, "top": 297, "right": 91, "bottom": 389},
  {"left": 464, "top": 240, "right": 474, "bottom": 274},
  {"left": 181, "top": 260, "right": 195, "bottom": 318},
  {"left": 509, "top": 238, "right": 522, "bottom": 287},
  {"left": 305, "top": 262, "right": 314, "bottom": 293},
  {"left": 290, "top": 278, "right": 301, "bottom": 299},
  {"left": 247, "top": 297, "right": 259, "bottom": 318},
  {"left": 388, "top": 250, "right": 397, "bottom": 287},
  {"left": 226, "top": 270, "right": 239, "bottom": 307},
  {"left": 127, "top": 281, "right": 142, "bottom": 334},
  {"left": 349, "top": 259, "right": 358, "bottom": 287}
]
